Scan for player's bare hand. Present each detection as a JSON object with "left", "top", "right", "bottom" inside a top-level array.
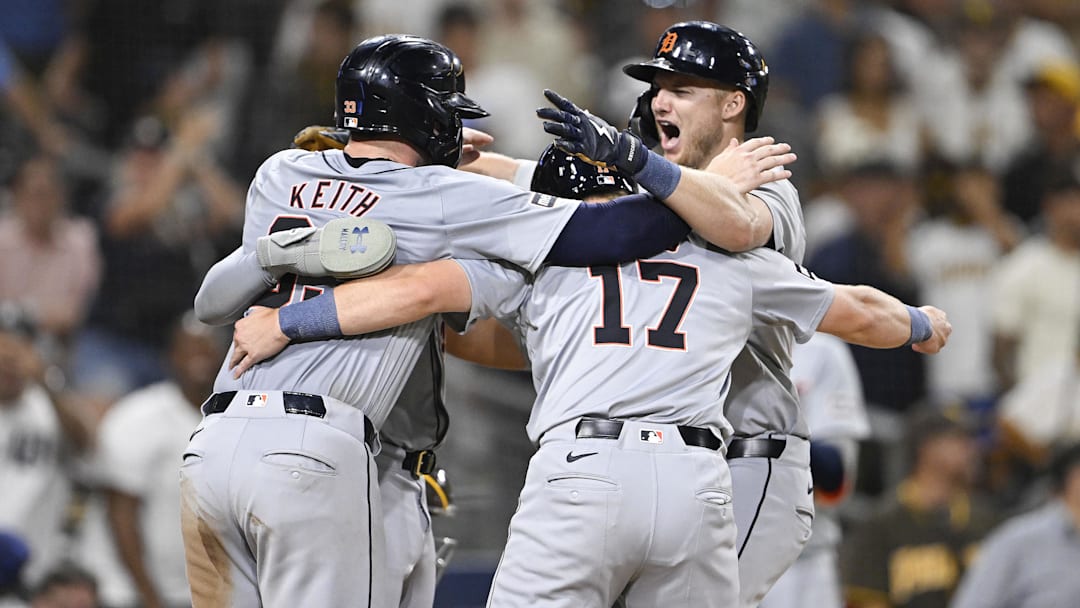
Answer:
[
  {"left": 705, "top": 137, "right": 796, "bottom": 193},
  {"left": 230, "top": 306, "right": 290, "bottom": 377},
  {"left": 459, "top": 127, "right": 495, "bottom": 167},
  {"left": 912, "top": 306, "right": 951, "bottom": 354}
]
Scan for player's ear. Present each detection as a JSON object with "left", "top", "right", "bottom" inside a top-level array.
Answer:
[{"left": 720, "top": 90, "right": 747, "bottom": 124}]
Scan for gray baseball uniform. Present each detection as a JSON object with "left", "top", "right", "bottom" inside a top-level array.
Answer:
[
  {"left": 375, "top": 334, "right": 445, "bottom": 608},
  {"left": 180, "top": 148, "right": 581, "bottom": 608},
  {"left": 723, "top": 179, "right": 815, "bottom": 608},
  {"left": 193, "top": 251, "right": 450, "bottom": 608},
  {"left": 454, "top": 235, "right": 835, "bottom": 608},
  {"left": 516, "top": 162, "right": 818, "bottom": 606},
  {"left": 759, "top": 333, "right": 870, "bottom": 608}
]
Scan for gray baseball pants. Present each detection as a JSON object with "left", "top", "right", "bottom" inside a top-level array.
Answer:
[
  {"left": 729, "top": 434, "right": 814, "bottom": 608},
  {"left": 179, "top": 390, "right": 388, "bottom": 608},
  {"left": 487, "top": 418, "right": 739, "bottom": 608}
]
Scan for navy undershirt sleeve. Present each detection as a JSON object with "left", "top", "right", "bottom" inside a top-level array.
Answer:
[
  {"left": 544, "top": 194, "right": 690, "bottom": 266},
  {"left": 810, "top": 440, "right": 845, "bottom": 494}
]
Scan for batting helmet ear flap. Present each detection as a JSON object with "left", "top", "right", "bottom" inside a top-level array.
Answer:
[{"left": 628, "top": 87, "right": 660, "bottom": 149}]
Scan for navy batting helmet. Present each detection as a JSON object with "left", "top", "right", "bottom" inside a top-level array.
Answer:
[
  {"left": 531, "top": 143, "right": 637, "bottom": 199},
  {"left": 624, "top": 21, "right": 769, "bottom": 140},
  {"left": 335, "top": 35, "right": 489, "bottom": 167}
]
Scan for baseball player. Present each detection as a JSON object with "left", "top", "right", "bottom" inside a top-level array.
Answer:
[
  {"left": 195, "top": 127, "right": 452, "bottom": 608},
  {"left": 541, "top": 21, "right": 827, "bottom": 606},
  {"left": 186, "top": 30, "right": 827, "bottom": 606},
  {"left": 759, "top": 333, "right": 871, "bottom": 608},
  {"left": 227, "top": 147, "right": 949, "bottom": 608},
  {"left": 179, "top": 33, "right": 734, "bottom": 608},
  {"left": 459, "top": 22, "right": 818, "bottom": 603}
]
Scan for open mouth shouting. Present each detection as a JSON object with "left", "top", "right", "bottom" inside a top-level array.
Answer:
[{"left": 657, "top": 120, "right": 681, "bottom": 154}]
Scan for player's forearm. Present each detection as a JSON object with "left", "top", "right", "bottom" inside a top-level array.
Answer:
[
  {"left": 457, "top": 150, "right": 525, "bottom": 183},
  {"left": 333, "top": 260, "right": 472, "bottom": 335},
  {"left": 194, "top": 248, "right": 278, "bottom": 325},
  {"left": 821, "top": 285, "right": 914, "bottom": 348},
  {"left": 661, "top": 168, "right": 771, "bottom": 252}
]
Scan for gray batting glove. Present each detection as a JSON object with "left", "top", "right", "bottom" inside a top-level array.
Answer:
[
  {"left": 536, "top": 89, "right": 648, "bottom": 175},
  {"left": 256, "top": 217, "right": 396, "bottom": 279}
]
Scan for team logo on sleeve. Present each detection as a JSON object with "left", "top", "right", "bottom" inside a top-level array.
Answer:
[
  {"left": 530, "top": 193, "right": 557, "bottom": 208},
  {"left": 640, "top": 429, "right": 664, "bottom": 444},
  {"left": 246, "top": 394, "right": 269, "bottom": 408}
]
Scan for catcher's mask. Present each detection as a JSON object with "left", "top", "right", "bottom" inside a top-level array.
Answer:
[
  {"left": 335, "top": 34, "right": 489, "bottom": 167},
  {"left": 624, "top": 21, "right": 769, "bottom": 145}
]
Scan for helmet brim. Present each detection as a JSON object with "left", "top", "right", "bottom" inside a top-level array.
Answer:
[
  {"left": 449, "top": 93, "right": 490, "bottom": 119},
  {"left": 622, "top": 58, "right": 681, "bottom": 83}
]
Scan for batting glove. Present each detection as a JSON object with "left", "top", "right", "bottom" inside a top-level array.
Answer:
[{"left": 536, "top": 89, "right": 648, "bottom": 175}]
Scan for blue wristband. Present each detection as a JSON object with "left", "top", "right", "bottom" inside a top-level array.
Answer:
[
  {"left": 278, "top": 291, "right": 343, "bottom": 341},
  {"left": 634, "top": 149, "right": 682, "bottom": 200},
  {"left": 905, "top": 305, "right": 933, "bottom": 346}
]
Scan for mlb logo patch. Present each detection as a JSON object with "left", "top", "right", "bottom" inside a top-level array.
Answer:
[
  {"left": 344, "top": 117, "right": 359, "bottom": 128},
  {"left": 640, "top": 429, "right": 663, "bottom": 444},
  {"left": 245, "top": 394, "right": 269, "bottom": 408},
  {"left": 529, "top": 193, "right": 556, "bottom": 208}
]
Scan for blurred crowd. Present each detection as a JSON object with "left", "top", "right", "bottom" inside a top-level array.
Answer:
[{"left": 1, "top": 0, "right": 1080, "bottom": 607}]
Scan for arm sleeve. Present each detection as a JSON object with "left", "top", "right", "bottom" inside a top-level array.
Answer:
[
  {"left": 744, "top": 248, "right": 835, "bottom": 342},
  {"left": 445, "top": 259, "right": 530, "bottom": 333},
  {"left": 194, "top": 247, "right": 278, "bottom": 325},
  {"left": 752, "top": 179, "right": 806, "bottom": 263},
  {"left": 439, "top": 171, "right": 688, "bottom": 271},
  {"left": 545, "top": 194, "right": 691, "bottom": 266},
  {"left": 810, "top": 440, "right": 845, "bottom": 494},
  {"left": 439, "top": 172, "right": 580, "bottom": 273}
]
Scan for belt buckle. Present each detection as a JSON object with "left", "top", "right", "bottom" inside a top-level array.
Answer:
[{"left": 412, "top": 450, "right": 437, "bottom": 477}]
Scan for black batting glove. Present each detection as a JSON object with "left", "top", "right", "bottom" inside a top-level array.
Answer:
[{"left": 536, "top": 89, "right": 648, "bottom": 175}]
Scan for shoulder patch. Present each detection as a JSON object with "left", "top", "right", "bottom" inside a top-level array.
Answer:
[{"left": 529, "top": 193, "right": 556, "bottom": 208}]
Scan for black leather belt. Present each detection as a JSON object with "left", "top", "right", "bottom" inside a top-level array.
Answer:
[
  {"left": 202, "top": 391, "right": 327, "bottom": 417},
  {"left": 575, "top": 417, "right": 722, "bottom": 451},
  {"left": 201, "top": 391, "right": 376, "bottom": 446},
  {"left": 402, "top": 450, "right": 437, "bottom": 478},
  {"left": 727, "top": 437, "right": 786, "bottom": 459}
]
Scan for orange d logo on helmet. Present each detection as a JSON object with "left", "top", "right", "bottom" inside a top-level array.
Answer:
[{"left": 659, "top": 32, "right": 679, "bottom": 54}]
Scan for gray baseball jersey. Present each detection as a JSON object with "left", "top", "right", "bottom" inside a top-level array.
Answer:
[
  {"left": 725, "top": 179, "right": 818, "bottom": 608},
  {"left": 724, "top": 178, "right": 809, "bottom": 439},
  {"left": 212, "top": 148, "right": 580, "bottom": 429},
  {"left": 454, "top": 238, "right": 834, "bottom": 608},
  {"left": 183, "top": 149, "right": 580, "bottom": 608},
  {"left": 513, "top": 162, "right": 809, "bottom": 437},
  {"left": 192, "top": 247, "right": 449, "bottom": 608},
  {"left": 461, "top": 236, "right": 833, "bottom": 443}
]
